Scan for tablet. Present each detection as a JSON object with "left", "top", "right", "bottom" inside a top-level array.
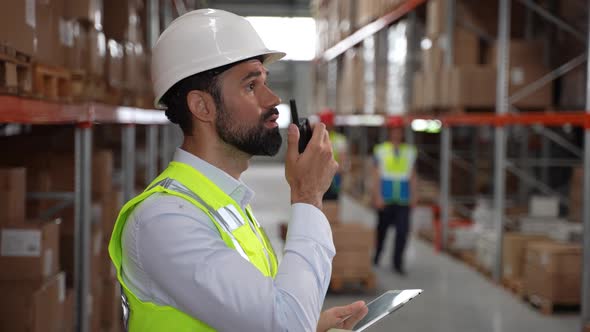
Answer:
[{"left": 349, "top": 289, "right": 422, "bottom": 331}]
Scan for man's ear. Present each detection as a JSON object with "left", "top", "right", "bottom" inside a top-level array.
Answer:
[{"left": 187, "top": 90, "right": 216, "bottom": 122}]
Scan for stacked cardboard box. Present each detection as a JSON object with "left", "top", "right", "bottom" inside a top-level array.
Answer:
[
  {"left": 415, "top": 0, "right": 481, "bottom": 110},
  {"left": 524, "top": 242, "right": 582, "bottom": 304},
  {"left": 502, "top": 233, "right": 548, "bottom": 281},
  {"left": 570, "top": 166, "right": 583, "bottom": 223},
  {"left": 337, "top": 48, "right": 365, "bottom": 114},
  {"left": 0, "top": 195, "right": 65, "bottom": 332},
  {"left": 331, "top": 223, "right": 375, "bottom": 279},
  {"left": 2, "top": 150, "right": 122, "bottom": 332},
  {"left": 322, "top": 201, "right": 340, "bottom": 224}
]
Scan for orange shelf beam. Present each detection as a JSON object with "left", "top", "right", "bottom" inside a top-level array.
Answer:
[
  {"left": 320, "top": 0, "right": 428, "bottom": 62},
  {"left": 0, "top": 96, "right": 168, "bottom": 125},
  {"left": 440, "top": 111, "right": 590, "bottom": 127}
]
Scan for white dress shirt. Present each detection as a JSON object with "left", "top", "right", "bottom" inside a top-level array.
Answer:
[{"left": 121, "top": 148, "right": 335, "bottom": 331}]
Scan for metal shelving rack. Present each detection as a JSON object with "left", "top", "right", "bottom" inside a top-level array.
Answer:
[
  {"left": 317, "top": 0, "right": 590, "bottom": 330},
  {"left": 0, "top": 96, "right": 168, "bottom": 332}
]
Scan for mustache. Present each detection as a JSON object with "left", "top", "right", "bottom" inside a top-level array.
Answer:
[{"left": 262, "top": 108, "right": 279, "bottom": 121}]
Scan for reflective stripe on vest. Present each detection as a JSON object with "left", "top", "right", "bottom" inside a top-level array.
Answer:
[
  {"left": 148, "top": 177, "right": 251, "bottom": 262},
  {"left": 108, "top": 161, "right": 278, "bottom": 331}
]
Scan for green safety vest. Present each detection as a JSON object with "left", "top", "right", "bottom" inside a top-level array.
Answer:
[
  {"left": 329, "top": 130, "right": 347, "bottom": 164},
  {"left": 373, "top": 142, "right": 417, "bottom": 204},
  {"left": 108, "top": 161, "right": 279, "bottom": 332}
]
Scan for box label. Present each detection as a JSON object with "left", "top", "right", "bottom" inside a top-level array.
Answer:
[
  {"left": 58, "top": 273, "right": 66, "bottom": 303},
  {"left": 1, "top": 229, "right": 41, "bottom": 257},
  {"left": 25, "top": 0, "right": 36, "bottom": 28},
  {"left": 43, "top": 249, "right": 53, "bottom": 277},
  {"left": 511, "top": 67, "right": 525, "bottom": 85}
]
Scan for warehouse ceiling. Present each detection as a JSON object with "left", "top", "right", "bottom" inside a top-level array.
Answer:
[{"left": 206, "top": 0, "right": 311, "bottom": 16}]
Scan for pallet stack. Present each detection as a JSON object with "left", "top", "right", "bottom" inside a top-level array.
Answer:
[
  {"left": 523, "top": 242, "right": 582, "bottom": 315},
  {"left": 322, "top": 201, "right": 376, "bottom": 292},
  {"left": 0, "top": 168, "right": 66, "bottom": 332},
  {"left": 413, "top": 0, "right": 553, "bottom": 113},
  {"left": 0, "top": 0, "right": 152, "bottom": 107},
  {"left": 0, "top": 143, "right": 124, "bottom": 331}
]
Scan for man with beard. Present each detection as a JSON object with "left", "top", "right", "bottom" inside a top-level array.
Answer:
[{"left": 108, "top": 9, "right": 367, "bottom": 332}]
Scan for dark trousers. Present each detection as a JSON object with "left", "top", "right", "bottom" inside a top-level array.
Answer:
[{"left": 373, "top": 203, "right": 410, "bottom": 270}]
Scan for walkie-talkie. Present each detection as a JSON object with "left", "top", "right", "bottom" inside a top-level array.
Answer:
[{"left": 289, "top": 99, "right": 312, "bottom": 153}]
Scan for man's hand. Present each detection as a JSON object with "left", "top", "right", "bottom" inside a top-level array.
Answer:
[
  {"left": 285, "top": 123, "right": 338, "bottom": 209},
  {"left": 317, "top": 301, "right": 368, "bottom": 332}
]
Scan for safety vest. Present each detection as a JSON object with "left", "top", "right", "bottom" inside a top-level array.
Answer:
[
  {"left": 373, "top": 142, "right": 416, "bottom": 205},
  {"left": 329, "top": 130, "right": 346, "bottom": 164},
  {"left": 108, "top": 161, "right": 278, "bottom": 332},
  {"left": 328, "top": 131, "right": 347, "bottom": 194}
]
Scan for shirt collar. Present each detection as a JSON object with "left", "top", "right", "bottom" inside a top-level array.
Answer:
[{"left": 172, "top": 148, "right": 255, "bottom": 208}]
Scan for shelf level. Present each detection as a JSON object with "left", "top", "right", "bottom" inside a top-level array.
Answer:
[
  {"left": 0, "top": 96, "right": 169, "bottom": 125},
  {"left": 319, "top": 0, "right": 428, "bottom": 62}
]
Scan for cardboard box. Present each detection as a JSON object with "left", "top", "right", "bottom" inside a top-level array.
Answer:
[
  {"left": 488, "top": 40, "right": 544, "bottom": 67},
  {"left": 337, "top": 49, "right": 365, "bottom": 114},
  {"left": 424, "top": 27, "right": 479, "bottom": 71},
  {"left": 423, "top": 71, "right": 442, "bottom": 108},
  {"left": 502, "top": 232, "right": 548, "bottom": 280},
  {"left": 101, "top": 190, "right": 122, "bottom": 240},
  {"left": 68, "top": 20, "right": 106, "bottom": 77},
  {"left": 331, "top": 223, "right": 375, "bottom": 251},
  {"left": 60, "top": 224, "right": 103, "bottom": 288},
  {"left": 0, "top": 1, "right": 36, "bottom": 55},
  {"left": 0, "top": 168, "right": 26, "bottom": 226},
  {"left": 529, "top": 196, "right": 559, "bottom": 218},
  {"left": 0, "top": 272, "right": 65, "bottom": 332},
  {"left": 36, "top": 0, "right": 68, "bottom": 67},
  {"left": 526, "top": 242, "right": 582, "bottom": 276},
  {"left": 332, "top": 250, "right": 372, "bottom": 277},
  {"left": 411, "top": 71, "right": 424, "bottom": 110},
  {"left": 90, "top": 280, "right": 104, "bottom": 332},
  {"left": 442, "top": 64, "right": 552, "bottom": 108},
  {"left": 570, "top": 166, "right": 583, "bottom": 222},
  {"left": 442, "top": 65, "right": 495, "bottom": 107},
  {"left": 0, "top": 221, "right": 60, "bottom": 281},
  {"left": 322, "top": 201, "right": 340, "bottom": 224},
  {"left": 106, "top": 39, "right": 125, "bottom": 89},
  {"left": 65, "top": 0, "right": 103, "bottom": 25},
  {"left": 101, "top": 278, "right": 121, "bottom": 329},
  {"left": 524, "top": 263, "right": 581, "bottom": 304},
  {"left": 62, "top": 289, "right": 75, "bottom": 332}
]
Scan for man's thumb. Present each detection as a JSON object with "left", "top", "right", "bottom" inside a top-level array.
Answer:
[{"left": 286, "top": 124, "right": 300, "bottom": 162}]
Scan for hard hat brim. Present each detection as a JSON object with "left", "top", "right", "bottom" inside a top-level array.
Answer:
[{"left": 154, "top": 50, "right": 286, "bottom": 109}]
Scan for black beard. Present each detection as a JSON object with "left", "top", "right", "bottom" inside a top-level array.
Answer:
[{"left": 215, "top": 105, "right": 283, "bottom": 156}]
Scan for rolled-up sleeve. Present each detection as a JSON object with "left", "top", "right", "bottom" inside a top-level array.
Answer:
[{"left": 128, "top": 197, "right": 334, "bottom": 332}]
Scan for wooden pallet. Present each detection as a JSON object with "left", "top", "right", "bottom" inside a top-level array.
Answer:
[
  {"left": 502, "top": 277, "right": 524, "bottom": 298},
  {"left": 329, "top": 272, "right": 376, "bottom": 293},
  {"left": 32, "top": 63, "right": 72, "bottom": 101},
  {"left": 524, "top": 294, "right": 580, "bottom": 315},
  {"left": 0, "top": 44, "right": 32, "bottom": 95},
  {"left": 71, "top": 70, "right": 107, "bottom": 102}
]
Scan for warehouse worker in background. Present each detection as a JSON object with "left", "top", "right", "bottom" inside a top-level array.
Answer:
[
  {"left": 107, "top": 9, "right": 367, "bottom": 332},
  {"left": 318, "top": 108, "right": 348, "bottom": 200},
  {"left": 371, "top": 116, "right": 417, "bottom": 276}
]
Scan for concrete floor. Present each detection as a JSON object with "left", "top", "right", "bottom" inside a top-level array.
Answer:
[{"left": 242, "top": 163, "right": 580, "bottom": 332}]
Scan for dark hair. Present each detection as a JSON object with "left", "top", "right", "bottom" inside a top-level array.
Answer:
[
  {"left": 161, "top": 68, "right": 224, "bottom": 135},
  {"left": 161, "top": 56, "right": 265, "bottom": 135}
]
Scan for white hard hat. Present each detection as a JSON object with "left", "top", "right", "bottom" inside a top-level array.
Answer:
[{"left": 151, "top": 9, "right": 286, "bottom": 109}]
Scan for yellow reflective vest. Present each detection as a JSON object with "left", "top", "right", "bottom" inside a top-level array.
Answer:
[
  {"left": 373, "top": 142, "right": 417, "bottom": 205},
  {"left": 108, "top": 161, "right": 278, "bottom": 331}
]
